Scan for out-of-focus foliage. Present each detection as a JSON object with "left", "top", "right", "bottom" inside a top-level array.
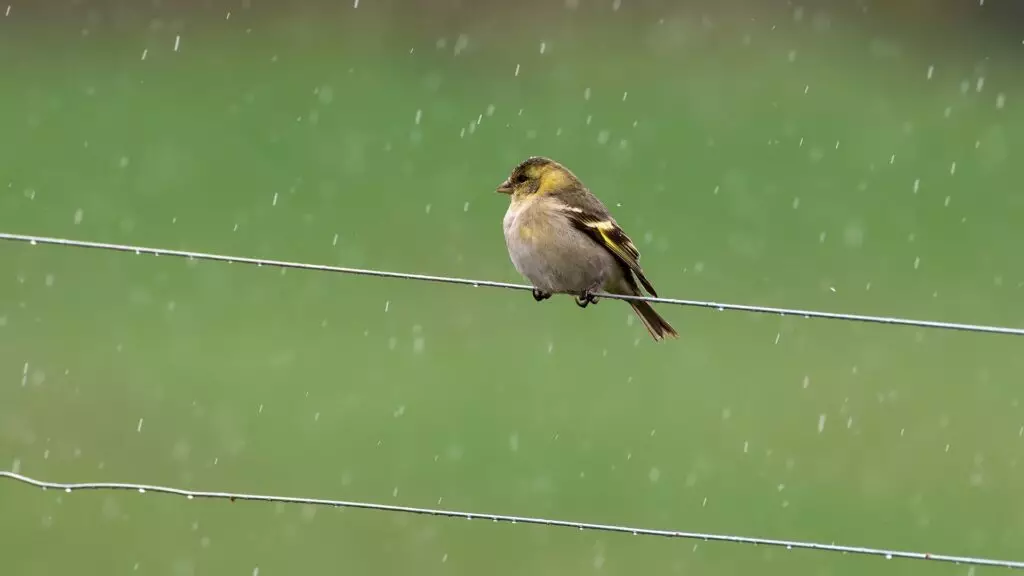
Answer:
[{"left": 1, "top": 1, "right": 1022, "bottom": 575}]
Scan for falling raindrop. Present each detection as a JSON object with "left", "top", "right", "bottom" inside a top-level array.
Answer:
[{"left": 453, "top": 34, "right": 468, "bottom": 56}]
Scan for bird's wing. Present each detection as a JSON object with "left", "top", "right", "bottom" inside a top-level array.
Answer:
[{"left": 551, "top": 189, "right": 658, "bottom": 297}]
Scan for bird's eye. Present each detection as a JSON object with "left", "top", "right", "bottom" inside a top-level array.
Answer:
[{"left": 512, "top": 173, "right": 528, "bottom": 184}]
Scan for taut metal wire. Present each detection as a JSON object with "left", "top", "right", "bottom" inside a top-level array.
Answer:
[
  {"left": 1, "top": 471, "right": 1021, "bottom": 570},
  {"left": 1, "top": 231, "right": 1022, "bottom": 337}
]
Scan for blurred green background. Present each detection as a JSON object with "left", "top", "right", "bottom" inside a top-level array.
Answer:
[{"left": 2, "top": 1, "right": 1023, "bottom": 574}]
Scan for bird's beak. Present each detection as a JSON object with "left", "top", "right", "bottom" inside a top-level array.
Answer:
[{"left": 496, "top": 178, "right": 513, "bottom": 195}]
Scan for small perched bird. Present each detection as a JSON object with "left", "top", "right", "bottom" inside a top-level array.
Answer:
[{"left": 496, "top": 156, "right": 678, "bottom": 341}]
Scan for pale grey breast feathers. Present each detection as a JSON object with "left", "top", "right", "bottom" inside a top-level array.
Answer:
[{"left": 503, "top": 195, "right": 621, "bottom": 295}]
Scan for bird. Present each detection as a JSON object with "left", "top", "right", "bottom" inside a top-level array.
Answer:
[{"left": 496, "top": 156, "right": 678, "bottom": 341}]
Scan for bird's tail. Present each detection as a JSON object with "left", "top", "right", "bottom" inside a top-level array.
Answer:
[{"left": 629, "top": 300, "right": 678, "bottom": 342}]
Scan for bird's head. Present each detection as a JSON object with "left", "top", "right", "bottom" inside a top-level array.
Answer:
[{"left": 496, "top": 156, "right": 577, "bottom": 198}]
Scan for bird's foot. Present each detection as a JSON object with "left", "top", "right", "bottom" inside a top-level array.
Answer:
[
  {"left": 532, "top": 289, "right": 552, "bottom": 302},
  {"left": 575, "top": 291, "right": 599, "bottom": 308}
]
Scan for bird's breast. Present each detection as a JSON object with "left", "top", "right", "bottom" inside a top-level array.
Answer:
[
  {"left": 503, "top": 199, "right": 537, "bottom": 243},
  {"left": 504, "top": 196, "right": 560, "bottom": 247}
]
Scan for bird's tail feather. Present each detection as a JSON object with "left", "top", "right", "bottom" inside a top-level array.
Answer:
[{"left": 629, "top": 300, "right": 678, "bottom": 342}]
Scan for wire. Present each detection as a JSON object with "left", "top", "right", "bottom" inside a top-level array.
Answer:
[
  {"left": 0, "top": 471, "right": 1020, "bottom": 570},
  {"left": 1, "top": 234, "right": 1020, "bottom": 569},
  {"left": 1, "top": 231, "right": 1021, "bottom": 337}
]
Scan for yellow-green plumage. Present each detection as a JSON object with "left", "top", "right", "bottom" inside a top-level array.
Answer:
[{"left": 496, "top": 156, "right": 678, "bottom": 341}]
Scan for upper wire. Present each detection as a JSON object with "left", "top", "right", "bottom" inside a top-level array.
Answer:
[
  {"left": 0, "top": 232, "right": 1022, "bottom": 337},
  {"left": 1, "top": 471, "right": 1021, "bottom": 570}
]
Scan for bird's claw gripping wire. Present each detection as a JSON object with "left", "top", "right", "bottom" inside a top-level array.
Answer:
[
  {"left": 576, "top": 291, "right": 599, "bottom": 308},
  {"left": 532, "top": 288, "right": 551, "bottom": 302}
]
